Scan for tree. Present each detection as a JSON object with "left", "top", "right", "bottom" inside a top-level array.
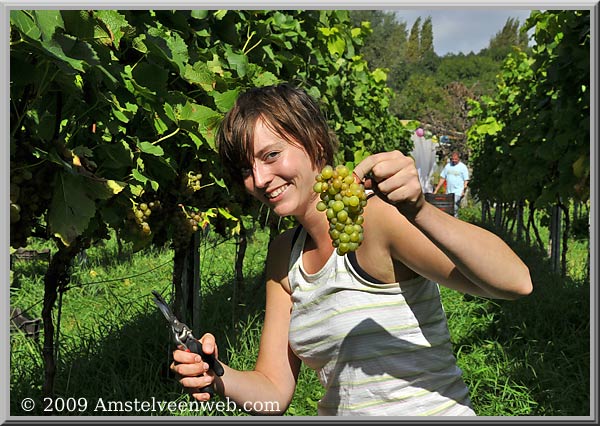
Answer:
[
  {"left": 419, "top": 17, "right": 440, "bottom": 73},
  {"left": 420, "top": 17, "right": 434, "bottom": 55},
  {"left": 481, "top": 17, "right": 529, "bottom": 61},
  {"left": 436, "top": 53, "right": 500, "bottom": 96},
  {"left": 406, "top": 17, "right": 422, "bottom": 63},
  {"left": 395, "top": 73, "right": 450, "bottom": 121},
  {"left": 349, "top": 10, "right": 409, "bottom": 91}
]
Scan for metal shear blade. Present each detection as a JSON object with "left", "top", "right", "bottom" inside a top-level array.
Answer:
[
  {"left": 151, "top": 290, "right": 225, "bottom": 382},
  {"left": 151, "top": 290, "right": 188, "bottom": 347}
]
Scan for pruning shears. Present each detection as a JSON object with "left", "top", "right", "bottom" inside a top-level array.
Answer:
[{"left": 151, "top": 290, "right": 224, "bottom": 396}]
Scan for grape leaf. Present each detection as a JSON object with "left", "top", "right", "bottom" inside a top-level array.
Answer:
[{"left": 49, "top": 172, "right": 124, "bottom": 246}]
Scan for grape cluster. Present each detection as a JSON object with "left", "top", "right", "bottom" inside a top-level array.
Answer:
[
  {"left": 10, "top": 165, "right": 52, "bottom": 248},
  {"left": 313, "top": 164, "right": 367, "bottom": 255},
  {"left": 184, "top": 171, "right": 202, "bottom": 194},
  {"left": 127, "top": 200, "right": 162, "bottom": 236},
  {"left": 187, "top": 210, "right": 202, "bottom": 233},
  {"left": 171, "top": 207, "right": 204, "bottom": 250}
]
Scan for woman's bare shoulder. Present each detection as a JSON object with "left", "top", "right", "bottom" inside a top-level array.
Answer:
[{"left": 265, "top": 226, "right": 300, "bottom": 294}]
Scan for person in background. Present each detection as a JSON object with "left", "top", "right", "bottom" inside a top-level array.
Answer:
[
  {"left": 434, "top": 151, "right": 469, "bottom": 217},
  {"left": 171, "top": 83, "right": 532, "bottom": 416}
]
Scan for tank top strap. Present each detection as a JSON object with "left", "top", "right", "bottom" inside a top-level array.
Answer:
[{"left": 288, "top": 225, "right": 306, "bottom": 272}]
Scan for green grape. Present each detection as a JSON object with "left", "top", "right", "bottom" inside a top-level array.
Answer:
[{"left": 314, "top": 164, "right": 367, "bottom": 255}]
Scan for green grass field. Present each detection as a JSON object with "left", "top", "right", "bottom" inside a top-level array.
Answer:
[{"left": 9, "top": 206, "right": 590, "bottom": 416}]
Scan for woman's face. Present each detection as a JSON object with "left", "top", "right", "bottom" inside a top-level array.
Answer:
[{"left": 243, "top": 118, "right": 320, "bottom": 218}]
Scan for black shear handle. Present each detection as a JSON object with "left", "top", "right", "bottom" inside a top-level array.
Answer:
[{"left": 185, "top": 338, "right": 225, "bottom": 397}]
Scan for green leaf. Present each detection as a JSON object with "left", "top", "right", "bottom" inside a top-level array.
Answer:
[
  {"left": 183, "top": 62, "right": 215, "bottom": 92},
  {"left": 179, "top": 102, "right": 220, "bottom": 126},
  {"left": 353, "top": 146, "right": 370, "bottom": 164},
  {"left": 132, "top": 62, "right": 168, "bottom": 93},
  {"left": 138, "top": 141, "right": 165, "bottom": 156},
  {"left": 143, "top": 155, "right": 178, "bottom": 184},
  {"left": 214, "top": 10, "right": 228, "bottom": 20},
  {"left": 163, "top": 103, "right": 177, "bottom": 123},
  {"left": 33, "top": 10, "right": 64, "bottom": 42},
  {"left": 95, "top": 141, "right": 133, "bottom": 169},
  {"left": 85, "top": 178, "right": 127, "bottom": 200},
  {"left": 207, "top": 54, "right": 225, "bottom": 76},
  {"left": 225, "top": 49, "right": 248, "bottom": 77},
  {"left": 351, "top": 27, "right": 362, "bottom": 38},
  {"left": 153, "top": 117, "right": 169, "bottom": 134},
  {"left": 105, "top": 180, "right": 127, "bottom": 195},
  {"left": 218, "top": 207, "right": 238, "bottom": 221},
  {"left": 476, "top": 118, "right": 502, "bottom": 136},
  {"left": 191, "top": 10, "right": 209, "bottom": 20},
  {"left": 209, "top": 171, "right": 227, "bottom": 188},
  {"left": 343, "top": 122, "right": 361, "bottom": 134},
  {"left": 253, "top": 71, "right": 279, "bottom": 87},
  {"left": 132, "top": 168, "right": 148, "bottom": 184},
  {"left": 327, "top": 35, "right": 345, "bottom": 57},
  {"left": 112, "top": 108, "right": 130, "bottom": 123},
  {"left": 187, "top": 132, "right": 204, "bottom": 150},
  {"left": 10, "top": 10, "right": 41, "bottom": 40},
  {"left": 372, "top": 68, "right": 387, "bottom": 83},
  {"left": 213, "top": 89, "right": 239, "bottom": 113},
  {"left": 146, "top": 26, "right": 189, "bottom": 74},
  {"left": 48, "top": 171, "right": 96, "bottom": 246},
  {"left": 132, "top": 34, "right": 148, "bottom": 53},
  {"left": 38, "top": 37, "right": 86, "bottom": 72},
  {"left": 94, "top": 10, "right": 129, "bottom": 49},
  {"left": 132, "top": 168, "right": 159, "bottom": 191},
  {"left": 129, "top": 184, "right": 144, "bottom": 197},
  {"left": 318, "top": 27, "right": 338, "bottom": 37}
]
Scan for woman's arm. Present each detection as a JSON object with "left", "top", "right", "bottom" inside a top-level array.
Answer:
[
  {"left": 172, "top": 230, "right": 301, "bottom": 414},
  {"left": 355, "top": 151, "right": 532, "bottom": 299}
]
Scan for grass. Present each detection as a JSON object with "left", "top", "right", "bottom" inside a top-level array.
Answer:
[{"left": 9, "top": 206, "right": 590, "bottom": 417}]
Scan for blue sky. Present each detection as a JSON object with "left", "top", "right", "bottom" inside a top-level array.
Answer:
[{"left": 391, "top": 9, "right": 534, "bottom": 56}]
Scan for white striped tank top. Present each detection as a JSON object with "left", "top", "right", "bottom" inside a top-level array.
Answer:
[{"left": 287, "top": 227, "right": 476, "bottom": 416}]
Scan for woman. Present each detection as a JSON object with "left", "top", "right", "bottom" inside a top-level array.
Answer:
[{"left": 171, "top": 83, "right": 532, "bottom": 416}]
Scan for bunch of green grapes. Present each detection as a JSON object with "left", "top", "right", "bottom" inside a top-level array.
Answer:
[
  {"left": 127, "top": 200, "right": 162, "bottom": 236},
  {"left": 184, "top": 171, "right": 202, "bottom": 194},
  {"left": 171, "top": 206, "right": 203, "bottom": 250},
  {"left": 187, "top": 210, "right": 202, "bottom": 233},
  {"left": 10, "top": 164, "right": 53, "bottom": 248},
  {"left": 313, "top": 164, "right": 368, "bottom": 255}
]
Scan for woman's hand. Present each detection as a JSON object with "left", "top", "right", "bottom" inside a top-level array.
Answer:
[
  {"left": 171, "top": 333, "right": 219, "bottom": 401},
  {"left": 354, "top": 150, "right": 425, "bottom": 219}
]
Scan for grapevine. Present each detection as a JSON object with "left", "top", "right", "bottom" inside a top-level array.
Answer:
[{"left": 313, "top": 164, "right": 367, "bottom": 255}]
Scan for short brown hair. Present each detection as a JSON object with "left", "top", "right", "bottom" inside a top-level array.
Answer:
[{"left": 216, "top": 83, "right": 338, "bottom": 183}]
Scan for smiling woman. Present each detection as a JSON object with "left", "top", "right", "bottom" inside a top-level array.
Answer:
[
  {"left": 170, "top": 82, "right": 533, "bottom": 416},
  {"left": 240, "top": 119, "right": 320, "bottom": 217}
]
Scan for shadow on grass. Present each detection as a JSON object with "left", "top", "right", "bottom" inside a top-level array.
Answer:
[
  {"left": 9, "top": 268, "right": 268, "bottom": 417},
  {"left": 453, "top": 223, "right": 590, "bottom": 416},
  {"left": 12, "top": 221, "right": 589, "bottom": 417}
]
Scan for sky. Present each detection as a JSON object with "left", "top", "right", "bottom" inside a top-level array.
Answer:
[{"left": 391, "top": 9, "right": 534, "bottom": 56}]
